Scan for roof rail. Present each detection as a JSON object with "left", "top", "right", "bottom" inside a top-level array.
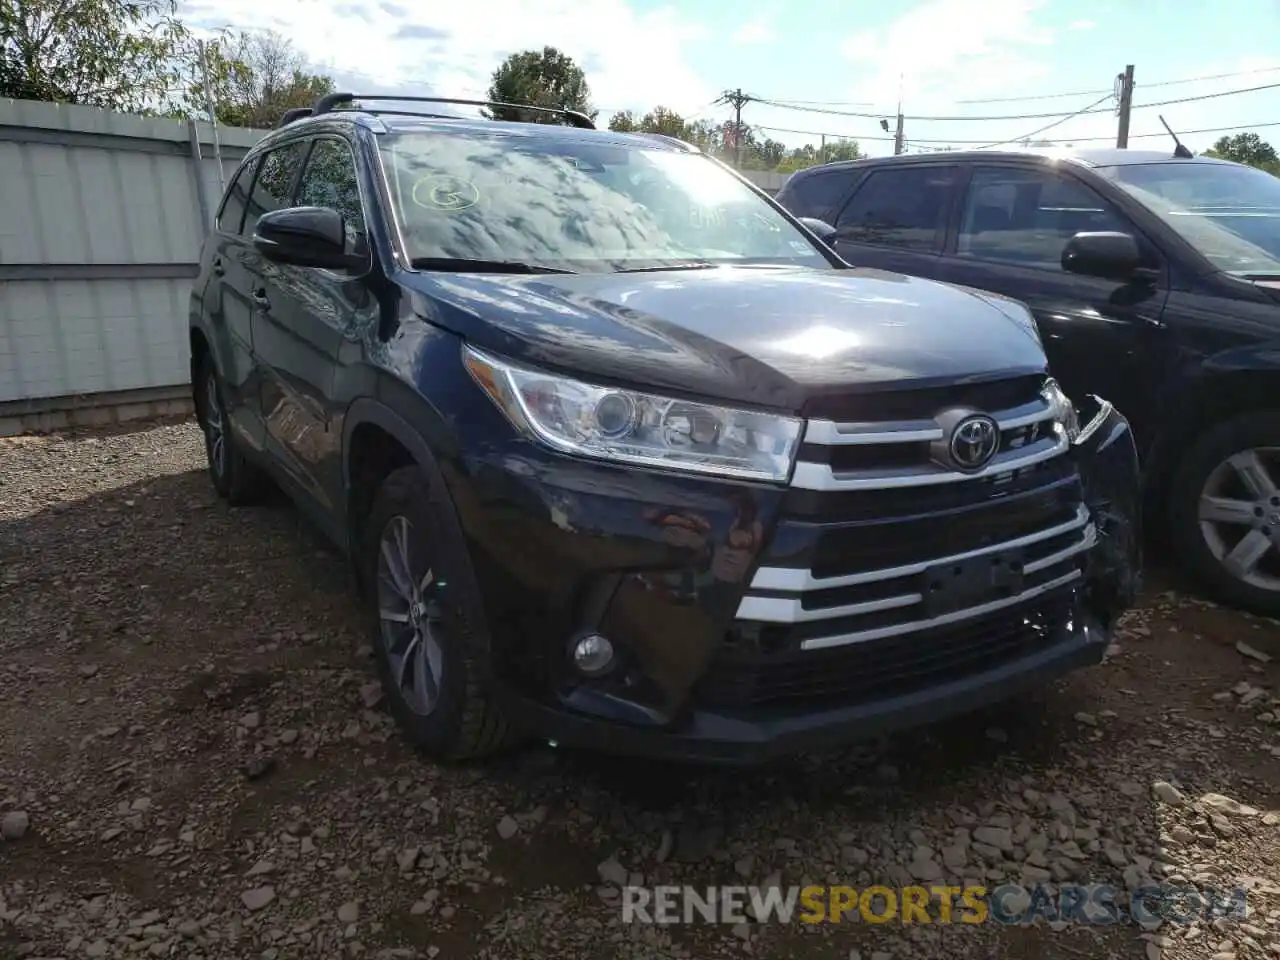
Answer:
[
  {"left": 310, "top": 93, "right": 595, "bottom": 129},
  {"left": 276, "top": 107, "right": 313, "bottom": 128}
]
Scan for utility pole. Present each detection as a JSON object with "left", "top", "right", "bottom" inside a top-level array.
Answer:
[
  {"left": 197, "top": 39, "right": 226, "bottom": 194},
  {"left": 1115, "top": 64, "right": 1135, "bottom": 149},
  {"left": 716, "top": 88, "right": 751, "bottom": 168},
  {"left": 892, "top": 74, "right": 905, "bottom": 155}
]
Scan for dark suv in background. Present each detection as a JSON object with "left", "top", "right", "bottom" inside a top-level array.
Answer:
[
  {"left": 778, "top": 149, "right": 1280, "bottom": 616},
  {"left": 189, "top": 94, "right": 1140, "bottom": 764}
]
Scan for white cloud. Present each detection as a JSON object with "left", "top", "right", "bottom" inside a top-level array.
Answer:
[
  {"left": 839, "top": 0, "right": 1055, "bottom": 109},
  {"left": 178, "top": 0, "right": 716, "bottom": 117},
  {"left": 731, "top": 20, "right": 774, "bottom": 45},
  {"left": 1067, "top": 19, "right": 1096, "bottom": 30}
]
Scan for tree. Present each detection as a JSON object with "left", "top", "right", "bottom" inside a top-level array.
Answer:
[
  {"left": 608, "top": 110, "right": 637, "bottom": 132},
  {"left": 1, "top": 0, "right": 189, "bottom": 111},
  {"left": 1205, "top": 132, "right": 1280, "bottom": 174},
  {"left": 181, "top": 29, "right": 333, "bottom": 128},
  {"left": 638, "top": 106, "right": 687, "bottom": 139},
  {"left": 486, "top": 46, "right": 594, "bottom": 124}
]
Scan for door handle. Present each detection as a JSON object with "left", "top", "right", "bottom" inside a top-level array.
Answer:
[
  {"left": 212, "top": 257, "right": 225, "bottom": 277},
  {"left": 252, "top": 288, "right": 271, "bottom": 311}
]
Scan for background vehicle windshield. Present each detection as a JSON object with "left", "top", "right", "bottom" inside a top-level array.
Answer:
[
  {"left": 1102, "top": 161, "right": 1280, "bottom": 277},
  {"left": 377, "top": 130, "right": 832, "bottom": 272}
]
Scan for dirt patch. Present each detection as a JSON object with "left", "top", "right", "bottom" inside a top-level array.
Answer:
[{"left": 1, "top": 420, "right": 1278, "bottom": 959}]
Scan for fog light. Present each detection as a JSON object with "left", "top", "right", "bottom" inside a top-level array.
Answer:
[{"left": 570, "top": 633, "right": 615, "bottom": 676}]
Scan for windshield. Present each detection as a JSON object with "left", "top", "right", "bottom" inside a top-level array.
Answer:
[
  {"left": 377, "top": 130, "right": 832, "bottom": 272},
  {"left": 1101, "top": 161, "right": 1280, "bottom": 277}
]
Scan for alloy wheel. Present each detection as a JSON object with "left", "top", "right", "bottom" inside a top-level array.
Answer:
[
  {"left": 1198, "top": 446, "right": 1280, "bottom": 592},
  {"left": 204, "top": 372, "right": 226, "bottom": 479},
  {"left": 376, "top": 515, "right": 446, "bottom": 716}
]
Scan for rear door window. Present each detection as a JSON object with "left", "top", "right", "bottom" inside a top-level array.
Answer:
[{"left": 835, "top": 165, "right": 958, "bottom": 252}]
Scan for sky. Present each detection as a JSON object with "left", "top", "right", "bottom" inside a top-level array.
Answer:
[{"left": 179, "top": 0, "right": 1280, "bottom": 158}]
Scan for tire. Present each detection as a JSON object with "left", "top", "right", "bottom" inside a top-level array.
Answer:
[
  {"left": 196, "top": 358, "right": 264, "bottom": 505},
  {"left": 360, "top": 466, "right": 511, "bottom": 760},
  {"left": 1167, "top": 410, "right": 1280, "bottom": 618}
]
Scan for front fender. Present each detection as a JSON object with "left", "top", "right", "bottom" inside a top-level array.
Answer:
[{"left": 1071, "top": 397, "right": 1143, "bottom": 629}]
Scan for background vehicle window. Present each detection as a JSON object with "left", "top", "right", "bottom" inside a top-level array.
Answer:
[
  {"left": 216, "top": 158, "right": 258, "bottom": 235},
  {"left": 957, "top": 166, "right": 1128, "bottom": 268},
  {"left": 782, "top": 171, "right": 851, "bottom": 223},
  {"left": 835, "top": 166, "right": 957, "bottom": 251},
  {"left": 242, "top": 142, "right": 308, "bottom": 237},
  {"left": 296, "top": 138, "right": 367, "bottom": 252}
]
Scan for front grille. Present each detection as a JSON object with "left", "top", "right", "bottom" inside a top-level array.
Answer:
[
  {"left": 717, "top": 378, "right": 1090, "bottom": 707},
  {"left": 699, "top": 594, "right": 1074, "bottom": 708}
]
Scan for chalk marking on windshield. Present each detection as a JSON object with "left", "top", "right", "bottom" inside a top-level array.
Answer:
[{"left": 411, "top": 175, "right": 480, "bottom": 212}]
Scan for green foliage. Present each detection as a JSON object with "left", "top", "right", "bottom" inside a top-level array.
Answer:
[
  {"left": 486, "top": 46, "right": 594, "bottom": 124},
  {"left": 0, "top": 0, "right": 189, "bottom": 112},
  {"left": 181, "top": 29, "right": 333, "bottom": 128},
  {"left": 1205, "top": 132, "right": 1280, "bottom": 175}
]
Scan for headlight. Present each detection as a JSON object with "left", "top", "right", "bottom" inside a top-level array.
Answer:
[
  {"left": 462, "top": 345, "right": 803, "bottom": 483},
  {"left": 1040, "top": 377, "right": 1080, "bottom": 441}
]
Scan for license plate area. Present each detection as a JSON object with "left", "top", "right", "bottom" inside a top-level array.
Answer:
[{"left": 922, "top": 550, "right": 1025, "bottom": 617}]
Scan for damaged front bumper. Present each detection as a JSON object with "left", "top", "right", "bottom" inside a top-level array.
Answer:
[{"left": 467, "top": 395, "right": 1142, "bottom": 765}]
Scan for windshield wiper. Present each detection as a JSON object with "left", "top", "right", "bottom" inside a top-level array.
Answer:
[
  {"left": 612, "top": 261, "right": 719, "bottom": 274},
  {"left": 409, "top": 257, "right": 577, "bottom": 275}
]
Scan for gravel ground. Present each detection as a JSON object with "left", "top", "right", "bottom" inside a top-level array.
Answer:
[{"left": 2, "top": 419, "right": 1279, "bottom": 960}]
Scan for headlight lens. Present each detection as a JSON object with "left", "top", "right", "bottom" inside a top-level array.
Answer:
[
  {"left": 1041, "top": 377, "right": 1080, "bottom": 441},
  {"left": 463, "top": 345, "right": 803, "bottom": 483}
]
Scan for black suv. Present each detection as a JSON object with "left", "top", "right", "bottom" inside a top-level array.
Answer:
[
  {"left": 189, "top": 94, "right": 1141, "bottom": 764},
  {"left": 777, "top": 149, "right": 1280, "bottom": 617}
]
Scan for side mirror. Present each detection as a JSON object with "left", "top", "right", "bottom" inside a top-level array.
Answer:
[
  {"left": 253, "top": 206, "right": 358, "bottom": 270},
  {"left": 797, "top": 217, "right": 838, "bottom": 244},
  {"left": 1061, "top": 231, "right": 1144, "bottom": 282}
]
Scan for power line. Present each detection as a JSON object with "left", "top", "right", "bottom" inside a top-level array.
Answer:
[
  {"left": 957, "top": 63, "right": 1280, "bottom": 104},
  {"left": 751, "top": 118, "right": 1280, "bottom": 147},
  {"left": 972, "top": 93, "right": 1115, "bottom": 150},
  {"left": 754, "top": 78, "right": 1280, "bottom": 123}
]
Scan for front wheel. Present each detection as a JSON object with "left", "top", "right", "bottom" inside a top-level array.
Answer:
[
  {"left": 361, "top": 466, "right": 511, "bottom": 760},
  {"left": 1168, "top": 410, "right": 1280, "bottom": 618}
]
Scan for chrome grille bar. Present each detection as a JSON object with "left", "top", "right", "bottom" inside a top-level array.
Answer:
[
  {"left": 791, "top": 429, "right": 1068, "bottom": 491},
  {"left": 749, "top": 504, "right": 1090, "bottom": 593}
]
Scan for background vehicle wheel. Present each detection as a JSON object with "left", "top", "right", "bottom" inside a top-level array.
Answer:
[
  {"left": 197, "top": 360, "right": 263, "bottom": 505},
  {"left": 1168, "top": 410, "right": 1280, "bottom": 618},
  {"left": 361, "top": 466, "right": 510, "bottom": 760}
]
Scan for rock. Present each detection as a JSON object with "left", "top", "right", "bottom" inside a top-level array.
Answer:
[
  {"left": 941, "top": 845, "right": 968, "bottom": 869},
  {"left": 655, "top": 829, "right": 673, "bottom": 863},
  {"left": 243, "top": 756, "right": 276, "bottom": 781},
  {"left": 279, "top": 729, "right": 299, "bottom": 745},
  {"left": 337, "top": 901, "right": 360, "bottom": 923},
  {"left": 598, "top": 857, "right": 628, "bottom": 886},
  {"left": 1237, "top": 641, "right": 1272, "bottom": 663},
  {"left": 240, "top": 711, "right": 261, "bottom": 729},
  {"left": 246, "top": 859, "right": 275, "bottom": 877},
  {"left": 1146, "top": 943, "right": 1163, "bottom": 960},
  {"left": 497, "top": 816, "right": 519, "bottom": 840},
  {"left": 1, "top": 811, "right": 30, "bottom": 841},
  {"left": 397, "top": 848, "right": 420, "bottom": 873},
  {"left": 241, "top": 886, "right": 276, "bottom": 911},
  {"left": 360, "top": 682, "right": 384, "bottom": 709},
  {"left": 1200, "top": 793, "right": 1259, "bottom": 818},
  {"left": 85, "top": 939, "right": 110, "bottom": 958},
  {"left": 1152, "top": 781, "right": 1185, "bottom": 805},
  {"left": 79, "top": 664, "right": 100, "bottom": 678},
  {"left": 908, "top": 850, "right": 944, "bottom": 882},
  {"left": 1073, "top": 712, "right": 1097, "bottom": 726},
  {"left": 973, "top": 826, "right": 1013, "bottom": 852}
]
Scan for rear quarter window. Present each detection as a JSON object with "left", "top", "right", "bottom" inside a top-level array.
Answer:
[{"left": 780, "top": 171, "right": 852, "bottom": 223}]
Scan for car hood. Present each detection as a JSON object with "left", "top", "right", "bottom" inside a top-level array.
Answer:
[{"left": 405, "top": 265, "right": 1048, "bottom": 412}]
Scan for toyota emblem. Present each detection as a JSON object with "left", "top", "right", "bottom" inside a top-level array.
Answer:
[{"left": 949, "top": 415, "right": 1000, "bottom": 471}]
